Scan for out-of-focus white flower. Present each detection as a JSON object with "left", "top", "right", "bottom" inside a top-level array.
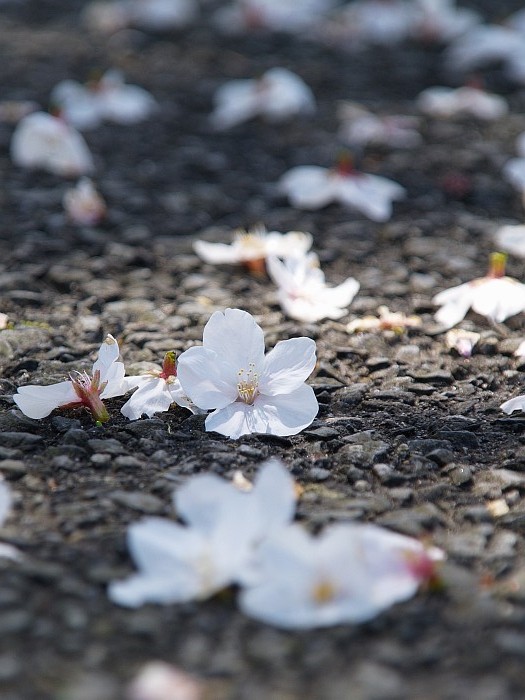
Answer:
[
  {"left": 0, "top": 480, "right": 21, "bottom": 561},
  {"left": 210, "top": 68, "right": 315, "bottom": 130},
  {"left": 322, "top": 0, "right": 413, "bottom": 48},
  {"left": 193, "top": 225, "right": 313, "bottom": 273},
  {"left": 494, "top": 224, "right": 525, "bottom": 259},
  {"left": 10, "top": 112, "right": 94, "bottom": 177},
  {"left": 502, "top": 134, "right": 525, "bottom": 199},
  {"left": 176, "top": 308, "right": 318, "bottom": 439},
  {"left": 121, "top": 351, "right": 202, "bottom": 420},
  {"left": 0, "top": 313, "right": 8, "bottom": 330},
  {"left": 214, "top": 0, "right": 335, "bottom": 34},
  {"left": 267, "top": 253, "right": 359, "bottom": 323},
  {"left": 0, "top": 100, "right": 39, "bottom": 124},
  {"left": 337, "top": 102, "right": 421, "bottom": 149},
  {"left": 346, "top": 306, "right": 421, "bottom": 333},
  {"left": 63, "top": 178, "right": 107, "bottom": 225},
  {"left": 445, "top": 328, "right": 480, "bottom": 358},
  {"left": 13, "top": 335, "right": 127, "bottom": 422},
  {"left": 279, "top": 157, "right": 405, "bottom": 221},
  {"left": 84, "top": 0, "right": 197, "bottom": 33},
  {"left": 127, "top": 662, "right": 203, "bottom": 700},
  {"left": 410, "top": 0, "right": 480, "bottom": 43},
  {"left": 433, "top": 253, "right": 525, "bottom": 329},
  {"left": 108, "top": 458, "right": 296, "bottom": 606},
  {"left": 417, "top": 85, "right": 508, "bottom": 120},
  {"left": 239, "top": 522, "right": 444, "bottom": 629},
  {"left": 51, "top": 70, "right": 157, "bottom": 130}
]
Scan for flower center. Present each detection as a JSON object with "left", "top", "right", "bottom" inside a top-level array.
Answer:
[
  {"left": 311, "top": 579, "right": 337, "bottom": 605},
  {"left": 237, "top": 363, "right": 259, "bottom": 405}
]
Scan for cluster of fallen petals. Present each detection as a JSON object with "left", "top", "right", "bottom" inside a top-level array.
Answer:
[{"left": 109, "top": 459, "right": 444, "bottom": 629}]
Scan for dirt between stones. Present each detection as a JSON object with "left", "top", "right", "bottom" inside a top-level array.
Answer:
[{"left": 2, "top": 1, "right": 525, "bottom": 698}]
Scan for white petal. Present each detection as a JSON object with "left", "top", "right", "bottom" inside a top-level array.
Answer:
[
  {"left": 13, "top": 380, "right": 77, "bottom": 419},
  {"left": 193, "top": 240, "right": 240, "bottom": 264},
  {"left": 494, "top": 224, "right": 525, "bottom": 258},
  {"left": 255, "top": 384, "right": 318, "bottom": 435},
  {"left": 210, "top": 80, "right": 260, "bottom": 130},
  {"left": 434, "top": 300, "right": 471, "bottom": 329},
  {"left": 108, "top": 572, "right": 198, "bottom": 607},
  {"left": 121, "top": 378, "right": 173, "bottom": 420},
  {"left": 503, "top": 158, "right": 525, "bottom": 192},
  {"left": 0, "top": 481, "right": 11, "bottom": 526},
  {"left": 264, "top": 231, "right": 313, "bottom": 258},
  {"left": 175, "top": 474, "right": 235, "bottom": 532},
  {"left": 204, "top": 401, "right": 271, "bottom": 439},
  {"left": 259, "top": 337, "right": 317, "bottom": 395},
  {"left": 471, "top": 278, "right": 525, "bottom": 322},
  {"left": 501, "top": 395, "right": 525, "bottom": 414},
  {"left": 336, "top": 174, "right": 404, "bottom": 221},
  {"left": 92, "top": 334, "right": 120, "bottom": 376},
  {"left": 176, "top": 346, "right": 238, "bottom": 409},
  {"left": 251, "top": 459, "right": 296, "bottom": 530},
  {"left": 202, "top": 308, "right": 266, "bottom": 376},
  {"left": 279, "top": 166, "right": 336, "bottom": 210}
]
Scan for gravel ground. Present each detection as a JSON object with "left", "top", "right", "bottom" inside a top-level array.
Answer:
[{"left": 2, "top": 1, "right": 525, "bottom": 698}]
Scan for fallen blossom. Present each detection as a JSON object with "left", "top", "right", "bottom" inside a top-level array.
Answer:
[
  {"left": 127, "top": 662, "right": 203, "bottom": 700},
  {"left": 63, "top": 178, "right": 107, "bottom": 225},
  {"left": 239, "top": 522, "right": 443, "bottom": 629},
  {"left": 176, "top": 308, "right": 318, "bottom": 439},
  {"left": 13, "top": 335, "right": 127, "bottom": 422},
  {"left": 325, "top": 0, "right": 413, "bottom": 47},
  {"left": 410, "top": 0, "right": 480, "bottom": 43},
  {"left": 337, "top": 102, "right": 421, "bottom": 149},
  {"left": 417, "top": 85, "right": 508, "bottom": 120},
  {"left": 433, "top": 253, "right": 525, "bottom": 329},
  {"left": 279, "top": 156, "right": 405, "bottom": 221},
  {"left": 0, "top": 480, "right": 21, "bottom": 561},
  {"left": 501, "top": 392, "right": 525, "bottom": 416},
  {"left": 121, "top": 351, "right": 202, "bottom": 420},
  {"left": 109, "top": 459, "right": 296, "bottom": 606},
  {"left": 0, "top": 100, "right": 39, "bottom": 124},
  {"left": 193, "top": 225, "right": 313, "bottom": 274},
  {"left": 346, "top": 305, "right": 421, "bottom": 333},
  {"left": 0, "top": 313, "right": 8, "bottom": 330},
  {"left": 445, "top": 328, "right": 480, "bottom": 358},
  {"left": 267, "top": 253, "right": 359, "bottom": 323},
  {"left": 210, "top": 68, "right": 315, "bottom": 130},
  {"left": 84, "top": 0, "right": 197, "bottom": 33},
  {"left": 214, "top": 0, "right": 336, "bottom": 34},
  {"left": 494, "top": 224, "right": 525, "bottom": 259},
  {"left": 10, "top": 112, "right": 94, "bottom": 177},
  {"left": 51, "top": 70, "right": 157, "bottom": 129}
]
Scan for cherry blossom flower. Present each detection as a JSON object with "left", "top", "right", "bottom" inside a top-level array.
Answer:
[
  {"left": 410, "top": 0, "right": 480, "bottom": 43},
  {"left": 176, "top": 308, "right": 318, "bottom": 439},
  {"left": 210, "top": 68, "right": 315, "bottom": 130},
  {"left": 239, "top": 522, "right": 443, "bottom": 629},
  {"left": 127, "top": 662, "right": 203, "bottom": 700},
  {"left": 10, "top": 112, "right": 94, "bottom": 177},
  {"left": 494, "top": 224, "right": 525, "bottom": 259},
  {"left": 109, "top": 459, "right": 296, "bottom": 606},
  {"left": 417, "top": 85, "right": 508, "bottom": 120},
  {"left": 0, "top": 480, "right": 21, "bottom": 561},
  {"left": 121, "top": 351, "right": 202, "bottom": 420},
  {"left": 214, "top": 0, "right": 335, "bottom": 34},
  {"left": 337, "top": 102, "right": 421, "bottom": 149},
  {"left": 279, "top": 156, "right": 405, "bottom": 221},
  {"left": 51, "top": 70, "right": 157, "bottom": 130},
  {"left": 346, "top": 306, "right": 421, "bottom": 333},
  {"left": 84, "top": 0, "right": 197, "bottom": 33},
  {"left": 13, "top": 335, "right": 127, "bottom": 422},
  {"left": 193, "top": 225, "right": 313, "bottom": 274},
  {"left": 445, "top": 328, "right": 480, "bottom": 358},
  {"left": 266, "top": 253, "right": 359, "bottom": 323},
  {"left": 433, "top": 253, "right": 525, "bottom": 329},
  {"left": 63, "top": 178, "right": 107, "bottom": 225}
]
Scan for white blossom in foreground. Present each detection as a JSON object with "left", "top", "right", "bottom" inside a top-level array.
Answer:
[
  {"left": 84, "top": 0, "right": 197, "bottom": 33},
  {"left": 346, "top": 306, "right": 421, "bottom": 333},
  {"left": 239, "top": 523, "right": 443, "bottom": 629},
  {"left": 10, "top": 112, "right": 94, "bottom": 177},
  {"left": 63, "top": 178, "right": 106, "bottom": 225},
  {"left": 52, "top": 70, "right": 157, "bottom": 129},
  {"left": 109, "top": 459, "right": 296, "bottom": 606},
  {"left": 267, "top": 253, "right": 359, "bottom": 323},
  {"left": 433, "top": 253, "right": 525, "bottom": 329},
  {"left": 193, "top": 225, "right": 312, "bottom": 274},
  {"left": 445, "top": 328, "right": 480, "bottom": 358},
  {"left": 13, "top": 335, "right": 127, "bottom": 422},
  {"left": 127, "top": 662, "right": 203, "bottom": 700},
  {"left": 494, "top": 224, "right": 525, "bottom": 259},
  {"left": 121, "top": 351, "right": 202, "bottom": 420},
  {"left": 337, "top": 102, "right": 421, "bottom": 149},
  {"left": 176, "top": 308, "right": 318, "bottom": 439},
  {"left": 210, "top": 68, "right": 315, "bottom": 130},
  {"left": 410, "top": 0, "right": 480, "bottom": 43},
  {"left": 0, "top": 480, "right": 21, "bottom": 561},
  {"left": 417, "top": 86, "right": 508, "bottom": 120},
  {"left": 214, "top": 0, "right": 335, "bottom": 34},
  {"left": 279, "top": 158, "right": 405, "bottom": 221}
]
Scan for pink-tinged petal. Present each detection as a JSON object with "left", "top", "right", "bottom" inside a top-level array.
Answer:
[
  {"left": 280, "top": 166, "right": 336, "bottom": 210},
  {"left": 259, "top": 337, "right": 316, "bottom": 395},
  {"left": 175, "top": 474, "right": 235, "bottom": 532},
  {"left": 13, "top": 380, "right": 78, "bottom": 419},
  {"left": 202, "top": 308, "right": 265, "bottom": 373},
  {"left": 501, "top": 395, "right": 525, "bottom": 414},
  {"left": 121, "top": 378, "right": 173, "bottom": 420},
  {"left": 92, "top": 334, "right": 120, "bottom": 377},
  {"left": 193, "top": 240, "right": 240, "bottom": 264},
  {"left": 176, "top": 346, "right": 238, "bottom": 409},
  {"left": 255, "top": 384, "right": 318, "bottom": 435}
]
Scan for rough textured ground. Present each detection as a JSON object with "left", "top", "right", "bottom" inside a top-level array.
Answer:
[{"left": 2, "top": 1, "right": 525, "bottom": 698}]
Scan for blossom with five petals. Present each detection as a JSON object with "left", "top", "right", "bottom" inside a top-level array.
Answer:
[
  {"left": 108, "top": 458, "right": 296, "bottom": 606},
  {"left": 433, "top": 253, "right": 525, "bottom": 329},
  {"left": 267, "top": 253, "right": 359, "bottom": 322},
  {"left": 176, "top": 308, "right": 318, "bottom": 439},
  {"left": 13, "top": 335, "right": 127, "bottom": 422}
]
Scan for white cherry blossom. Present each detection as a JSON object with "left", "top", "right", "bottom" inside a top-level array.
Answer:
[
  {"left": 337, "top": 102, "right": 421, "bottom": 149},
  {"left": 239, "top": 523, "right": 444, "bottom": 629},
  {"left": 445, "top": 328, "right": 480, "bottom": 358},
  {"left": 410, "top": 0, "right": 480, "bottom": 43},
  {"left": 11, "top": 112, "right": 94, "bottom": 177},
  {"left": 176, "top": 308, "right": 318, "bottom": 439},
  {"left": 63, "top": 178, "right": 106, "bottom": 225},
  {"left": 109, "top": 459, "right": 296, "bottom": 606},
  {"left": 501, "top": 391, "right": 525, "bottom": 416},
  {"left": 84, "top": 0, "right": 197, "bottom": 33},
  {"left": 267, "top": 253, "right": 359, "bottom": 323},
  {"left": 279, "top": 158, "right": 405, "bottom": 221},
  {"left": 210, "top": 68, "right": 315, "bottom": 130},
  {"left": 193, "top": 225, "right": 312, "bottom": 273},
  {"left": 433, "top": 253, "right": 525, "bottom": 329},
  {"left": 326, "top": 0, "right": 413, "bottom": 47},
  {"left": 121, "top": 352, "right": 202, "bottom": 420},
  {"left": 214, "top": 0, "right": 335, "bottom": 34},
  {"left": 13, "top": 335, "right": 127, "bottom": 422},
  {"left": 417, "top": 86, "right": 508, "bottom": 120},
  {"left": 346, "top": 306, "right": 421, "bottom": 333}
]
